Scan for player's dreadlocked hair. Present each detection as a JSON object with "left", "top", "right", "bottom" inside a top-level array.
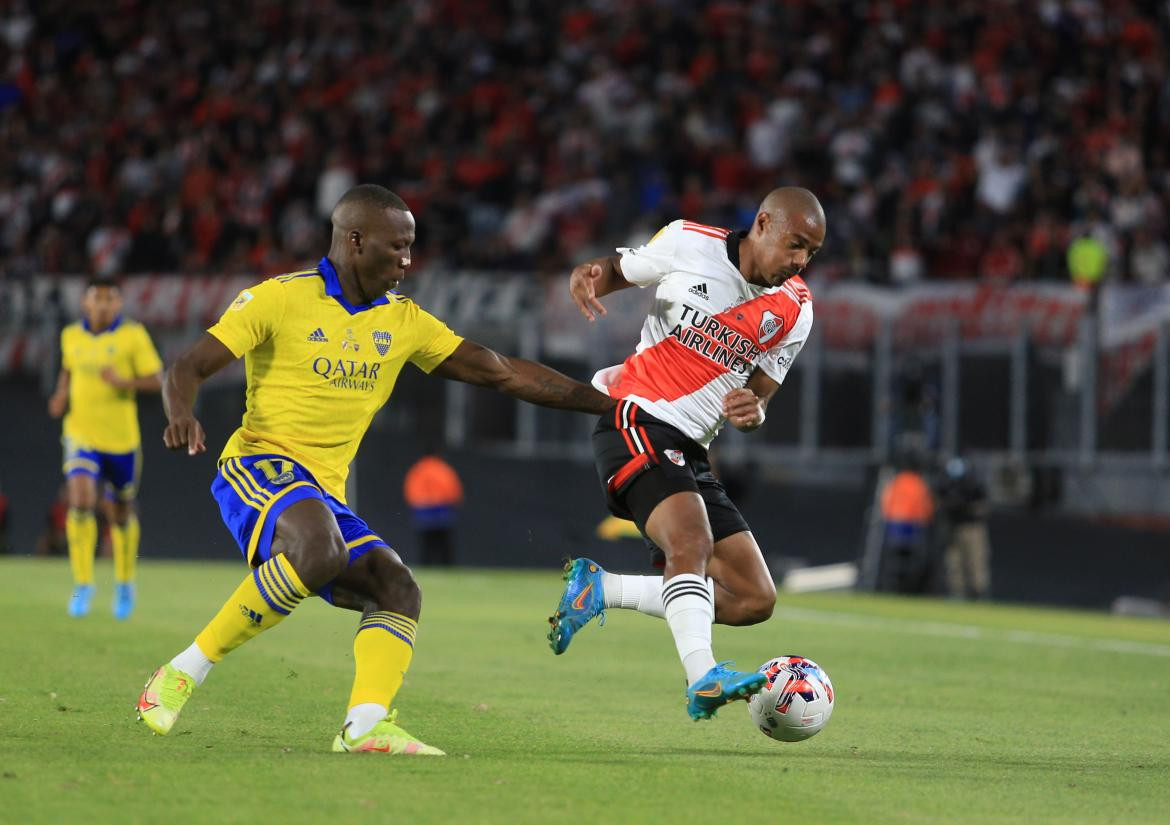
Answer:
[{"left": 333, "top": 184, "right": 409, "bottom": 213}]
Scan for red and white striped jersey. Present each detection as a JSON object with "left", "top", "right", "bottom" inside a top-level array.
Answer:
[{"left": 593, "top": 219, "right": 813, "bottom": 447}]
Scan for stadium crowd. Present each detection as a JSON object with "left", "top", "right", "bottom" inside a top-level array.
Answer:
[{"left": 1, "top": 0, "right": 1168, "bottom": 285}]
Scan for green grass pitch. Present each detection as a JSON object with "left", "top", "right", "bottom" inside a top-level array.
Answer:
[{"left": 1, "top": 557, "right": 1168, "bottom": 825}]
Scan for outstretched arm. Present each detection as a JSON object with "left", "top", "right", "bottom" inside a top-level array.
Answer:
[
  {"left": 101, "top": 368, "right": 163, "bottom": 392},
  {"left": 162, "top": 333, "right": 236, "bottom": 455},
  {"left": 722, "top": 369, "right": 781, "bottom": 432},
  {"left": 569, "top": 255, "right": 634, "bottom": 322},
  {"left": 432, "top": 340, "right": 616, "bottom": 414}
]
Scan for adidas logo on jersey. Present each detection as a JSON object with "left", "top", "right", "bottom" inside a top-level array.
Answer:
[
  {"left": 687, "top": 282, "right": 709, "bottom": 300},
  {"left": 307, "top": 327, "right": 329, "bottom": 343}
]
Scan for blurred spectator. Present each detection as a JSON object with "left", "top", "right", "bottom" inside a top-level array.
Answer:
[
  {"left": 937, "top": 457, "right": 991, "bottom": 600},
  {"left": 403, "top": 452, "right": 463, "bottom": 567},
  {"left": 1067, "top": 234, "right": 1108, "bottom": 291},
  {"left": 1, "top": 0, "right": 1169, "bottom": 283},
  {"left": 877, "top": 455, "right": 935, "bottom": 594},
  {"left": 981, "top": 230, "right": 1024, "bottom": 283},
  {"left": 888, "top": 227, "right": 925, "bottom": 285},
  {"left": 1129, "top": 228, "right": 1169, "bottom": 285}
]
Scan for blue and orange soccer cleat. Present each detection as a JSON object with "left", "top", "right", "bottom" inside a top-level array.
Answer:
[
  {"left": 547, "top": 557, "right": 606, "bottom": 655},
  {"left": 113, "top": 583, "right": 135, "bottom": 621},
  {"left": 685, "top": 661, "right": 767, "bottom": 721},
  {"left": 67, "top": 584, "right": 94, "bottom": 618}
]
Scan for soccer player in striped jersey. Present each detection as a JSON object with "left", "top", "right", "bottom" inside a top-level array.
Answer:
[
  {"left": 547, "top": 188, "right": 826, "bottom": 720},
  {"left": 49, "top": 277, "right": 164, "bottom": 620},
  {"left": 135, "top": 184, "right": 615, "bottom": 755}
]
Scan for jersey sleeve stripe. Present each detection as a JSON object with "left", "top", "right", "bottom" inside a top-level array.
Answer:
[
  {"left": 682, "top": 221, "right": 730, "bottom": 236},
  {"left": 682, "top": 226, "right": 729, "bottom": 240},
  {"left": 779, "top": 282, "right": 806, "bottom": 306},
  {"left": 275, "top": 269, "right": 320, "bottom": 282}
]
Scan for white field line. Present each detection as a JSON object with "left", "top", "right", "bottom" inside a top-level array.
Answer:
[{"left": 775, "top": 606, "right": 1170, "bottom": 658}]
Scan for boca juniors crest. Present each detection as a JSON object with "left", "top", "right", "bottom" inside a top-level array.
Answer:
[{"left": 373, "top": 330, "right": 393, "bottom": 357}]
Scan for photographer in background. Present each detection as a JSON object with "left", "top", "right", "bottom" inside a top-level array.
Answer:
[{"left": 938, "top": 457, "right": 992, "bottom": 600}]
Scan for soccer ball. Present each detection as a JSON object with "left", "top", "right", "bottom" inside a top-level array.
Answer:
[{"left": 747, "top": 656, "right": 835, "bottom": 742}]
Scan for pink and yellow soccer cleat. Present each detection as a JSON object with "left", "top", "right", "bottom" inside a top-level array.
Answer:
[
  {"left": 331, "top": 710, "right": 445, "bottom": 755},
  {"left": 136, "top": 663, "right": 195, "bottom": 735}
]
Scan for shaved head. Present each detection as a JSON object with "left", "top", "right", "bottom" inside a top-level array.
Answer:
[
  {"left": 328, "top": 183, "right": 416, "bottom": 304},
  {"left": 758, "top": 187, "right": 825, "bottom": 233},
  {"left": 740, "top": 186, "right": 827, "bottom": 287},
  {"left": 331, "top": 184, "right": 409, "bottom": 233}
]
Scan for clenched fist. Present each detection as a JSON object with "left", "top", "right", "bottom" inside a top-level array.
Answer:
[{"left": 722, "top": 387, "right": 765, "bottom": 431}]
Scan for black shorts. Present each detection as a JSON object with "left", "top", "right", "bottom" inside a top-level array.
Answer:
[{"left": 593, "top": 399, "right": 750, "bottom": 566}]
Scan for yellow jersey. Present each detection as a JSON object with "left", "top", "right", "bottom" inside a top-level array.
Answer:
[
  {"left": 61, "top": 317, "right": 163, "bottom": 453},
  {"left": 208, "top": 257, "right": 464, "bottom": 502}
]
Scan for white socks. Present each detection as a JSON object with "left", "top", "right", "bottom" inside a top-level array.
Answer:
[
  {"left": 602, "top": 573, "right": 666, "bottom": 618},
  {"left": 344, "top": 703, "right": 389, "bottom": 739},
  {"left": 661, "top": 573, "right": 717, "bottom": 685},
  {"left": 601, "top": 572, "right": 715, "bottom": 621},
  {"left": 171, "top": 642, "right": 215, "bottom": 686}
]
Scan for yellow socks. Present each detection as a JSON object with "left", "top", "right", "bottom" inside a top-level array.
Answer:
[
  {"left": 66, "top": 508, "right": 97, "bottom": 586},
  {"left": 111, "top": 514, "right": 140, "bottom": 583},
  {"left": 348, "top": 611, "right": 417, "bottom": 711},
  {"left": 194, "top": 554, "right": 310, "bottom": 662}
]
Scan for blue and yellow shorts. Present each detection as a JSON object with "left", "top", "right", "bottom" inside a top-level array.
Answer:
[
  {"left": 63, "top": 438, "right": 141, "bottom": 501},
  {"left": 211, "top": 454, "right": 390, "bottom": 604}
]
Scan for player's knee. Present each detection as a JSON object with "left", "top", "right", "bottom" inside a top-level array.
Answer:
[
  {"left": 282, "top": 532, "right": 348, "bottom": 589},
  {"left": 740, "top": 592, "right": 776, "bottom": 625},
  {"left": 722, "top": 577, "right": 776, "bottom": 626},
  {"left": 369, "top": 552, "right": 421, "bottom": 616},
  {"left": 68, "top": 491, "right": 97, "bottom": 511},
  {"left": 110, "top": 502, "right": 133, "bottom": 525},
  {"left": 662, "top": 532, "right": 714, "bottom": 569}
]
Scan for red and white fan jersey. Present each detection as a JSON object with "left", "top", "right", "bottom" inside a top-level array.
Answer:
[{"left": 593, "top": 219, "right": 813, "bottom": 447}]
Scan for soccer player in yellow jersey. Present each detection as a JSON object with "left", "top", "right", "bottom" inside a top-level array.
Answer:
[
  {"left": 135, "top": 184, "right": 615, "bottom": 755},
  {"left": 48, "top": 277, "right": 163, "bottom": 620}
]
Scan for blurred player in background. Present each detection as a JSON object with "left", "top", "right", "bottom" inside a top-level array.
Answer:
[
  {"left": 48, "top": 277, "right": 163, "bottom": 620},
  {"left": 548, "top": 187, "right": 825, "bottom": 721},
  {"left": 136, "top": 184, "right": 615, "bottom": 755}
]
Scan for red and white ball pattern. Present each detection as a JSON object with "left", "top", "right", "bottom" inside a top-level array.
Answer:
[{"left": 748, "top": 655, "right": 835, "bottom": 742}]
